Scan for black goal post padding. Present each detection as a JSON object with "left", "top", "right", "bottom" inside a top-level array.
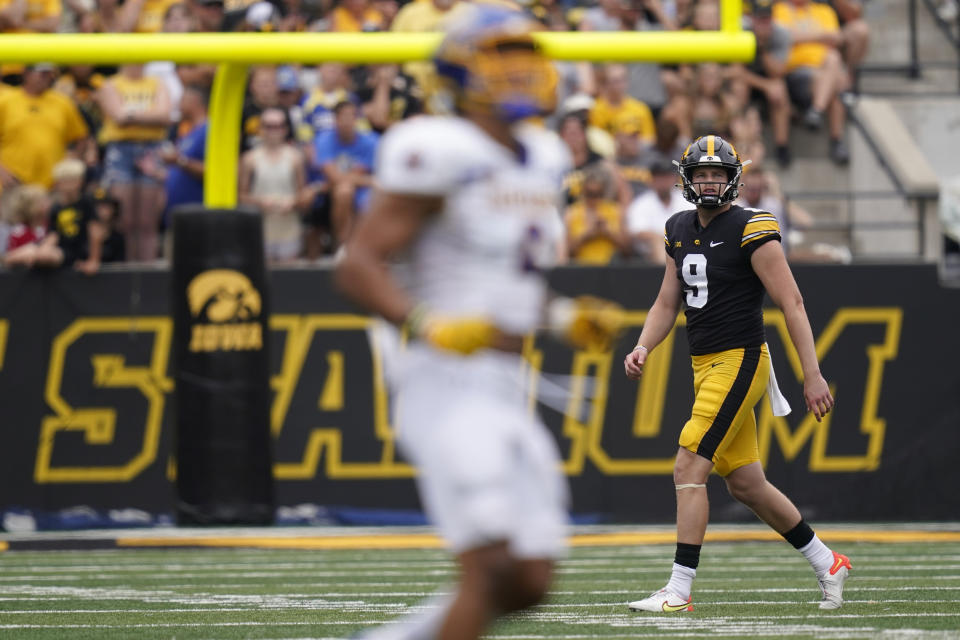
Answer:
[{"left": 171, "top": 206, "right": 275, "bottom": 525}]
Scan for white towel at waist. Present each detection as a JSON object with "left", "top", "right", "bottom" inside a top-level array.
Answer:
[{"left": 766, "top": 342, "right": 792, "bottom": 417}]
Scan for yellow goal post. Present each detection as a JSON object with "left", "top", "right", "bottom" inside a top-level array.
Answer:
[{"left": 0, "top": 0, "right": 753, "bottom": 209}]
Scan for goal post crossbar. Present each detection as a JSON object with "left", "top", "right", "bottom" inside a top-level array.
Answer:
[{"left": 0, "top": 31, "right": 754, "bottom": 65}]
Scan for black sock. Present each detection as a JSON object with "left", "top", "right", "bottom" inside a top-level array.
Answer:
[
  {"left": 674, "top": 542, "right": 702, "bottom": 570},
  {"left": 782, "top": 519, "right": 815, "bottom": 550}
]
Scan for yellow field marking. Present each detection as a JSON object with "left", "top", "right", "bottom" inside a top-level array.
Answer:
[{"left": 115, "top": 529, "right": 960, "bottom": 550}]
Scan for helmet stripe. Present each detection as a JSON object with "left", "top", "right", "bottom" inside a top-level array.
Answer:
[{"left": 707, "top": 135, "right": 715, "bottom": 157}]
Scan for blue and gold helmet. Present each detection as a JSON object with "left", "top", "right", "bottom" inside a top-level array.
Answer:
[{"left": 433, "top": 5, "right": 558, "bottom": 122}]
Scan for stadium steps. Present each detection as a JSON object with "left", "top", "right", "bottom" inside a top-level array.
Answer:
[{"left": 772, "top": 0, "right": 959, "bottom": 260}]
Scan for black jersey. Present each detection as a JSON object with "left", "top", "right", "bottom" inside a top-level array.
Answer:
[{"left": 664, "top": 204, "right": 782, "bottom": 355}]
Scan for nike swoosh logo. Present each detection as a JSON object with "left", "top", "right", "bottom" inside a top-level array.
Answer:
[
  {"left": 661, "top": 601, "right": 691, "bottom": 612},
  {"left": 710, "top": 240, "right": 724, "bottom": 247},
  {"left": 830, "top": 555, "right": 849, "bottom": 575}
]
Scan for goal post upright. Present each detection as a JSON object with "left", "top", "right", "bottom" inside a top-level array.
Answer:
[{"left": 206, "top": 64, "right": 247, "bottom": 208}]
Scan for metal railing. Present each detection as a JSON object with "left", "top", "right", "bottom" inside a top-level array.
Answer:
[
  {"left": 923, "top": 0, "right": 960, "bottom": 50},
  {"left": 858, "top": 0, "right": 960, "bottom": 94},
  {"left": 781, "top": 190, "right": 932, "bottom": 261}
]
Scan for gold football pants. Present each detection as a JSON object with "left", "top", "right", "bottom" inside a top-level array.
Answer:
[{"left": 678, "top": 344, "right": 770, "bottom": 476}]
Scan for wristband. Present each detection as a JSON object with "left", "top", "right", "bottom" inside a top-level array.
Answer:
[{"left": 633, "top": 344, "right": 648, "bottom": 353}]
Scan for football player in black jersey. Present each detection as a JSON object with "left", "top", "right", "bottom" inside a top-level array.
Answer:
[{"left": 623, "top": 135, "right": 851, "bottom": 613}]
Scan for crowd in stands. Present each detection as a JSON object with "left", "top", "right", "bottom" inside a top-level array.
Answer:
[{"left": 0, "top": 0, "right": 869, "bottom": 272}]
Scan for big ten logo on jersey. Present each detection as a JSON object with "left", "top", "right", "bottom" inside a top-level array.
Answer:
[
  {"left": 186, "top": 269, "right": 264, "bottom": 353},
  {"left": 532, "top": 306, "right": 901, "bottom": 477}
]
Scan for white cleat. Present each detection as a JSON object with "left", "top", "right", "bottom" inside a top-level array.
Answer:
[
  {"left": 818, "top": 551, "right": 852, "bottom": 610},
  {"left": 628, "top": 588, "right": 693, "bottom": 613}
]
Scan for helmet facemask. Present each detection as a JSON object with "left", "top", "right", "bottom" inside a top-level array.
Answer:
[
  {"left": 678, "top": 163, "right": 743, "bottom": 208},
  {"left": 466, "top": 39, "right": 558, "bottom": 122}
]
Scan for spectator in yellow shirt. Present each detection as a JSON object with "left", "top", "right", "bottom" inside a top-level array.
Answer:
[
  {"left": 0, "top": 64, "right": 91, "bottom": 220},
  {"left": 589, "top": 64, "right": 657, "bottom": 147},
  {"left": 564, "top": 165, "right": 630, "bottom": 265},
  {"left": 773, "top": 0, "right": 850, "bottom": 165}
]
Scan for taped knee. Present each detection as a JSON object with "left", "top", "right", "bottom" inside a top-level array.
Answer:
[{"left": 675, "top": 483, "right": 706, "bottom": 491}]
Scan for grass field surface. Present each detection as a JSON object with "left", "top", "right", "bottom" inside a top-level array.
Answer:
[{"left": 1, "top": 525, "right": 959, "bottom": 639}]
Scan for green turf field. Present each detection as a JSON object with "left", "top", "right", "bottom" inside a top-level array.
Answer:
[{"left": 1, "top": 528, "right": 959, "bottom": 639}]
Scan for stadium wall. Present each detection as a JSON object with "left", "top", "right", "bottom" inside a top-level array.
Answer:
[{"left": 1, "top": 264, "right": 957, "bottom": 525}]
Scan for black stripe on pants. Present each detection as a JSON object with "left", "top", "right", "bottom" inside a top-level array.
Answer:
[{"left": 696, "top": 346, "right": 761, "bottom": 461}]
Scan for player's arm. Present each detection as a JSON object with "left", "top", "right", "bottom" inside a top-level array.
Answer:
[
  {"left": 335, "top": 189, "right": 436, "bottom": 325},
  {"left": 624, "top": 257, "right": 682, "bottom": 379},
  {"left": 750, "top": 239, "right": 834, "bottom": 421}
]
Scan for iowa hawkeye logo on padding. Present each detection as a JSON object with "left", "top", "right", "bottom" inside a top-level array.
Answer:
[{"left": 186, "top": 269, "right": 264, "bottom": 353}]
